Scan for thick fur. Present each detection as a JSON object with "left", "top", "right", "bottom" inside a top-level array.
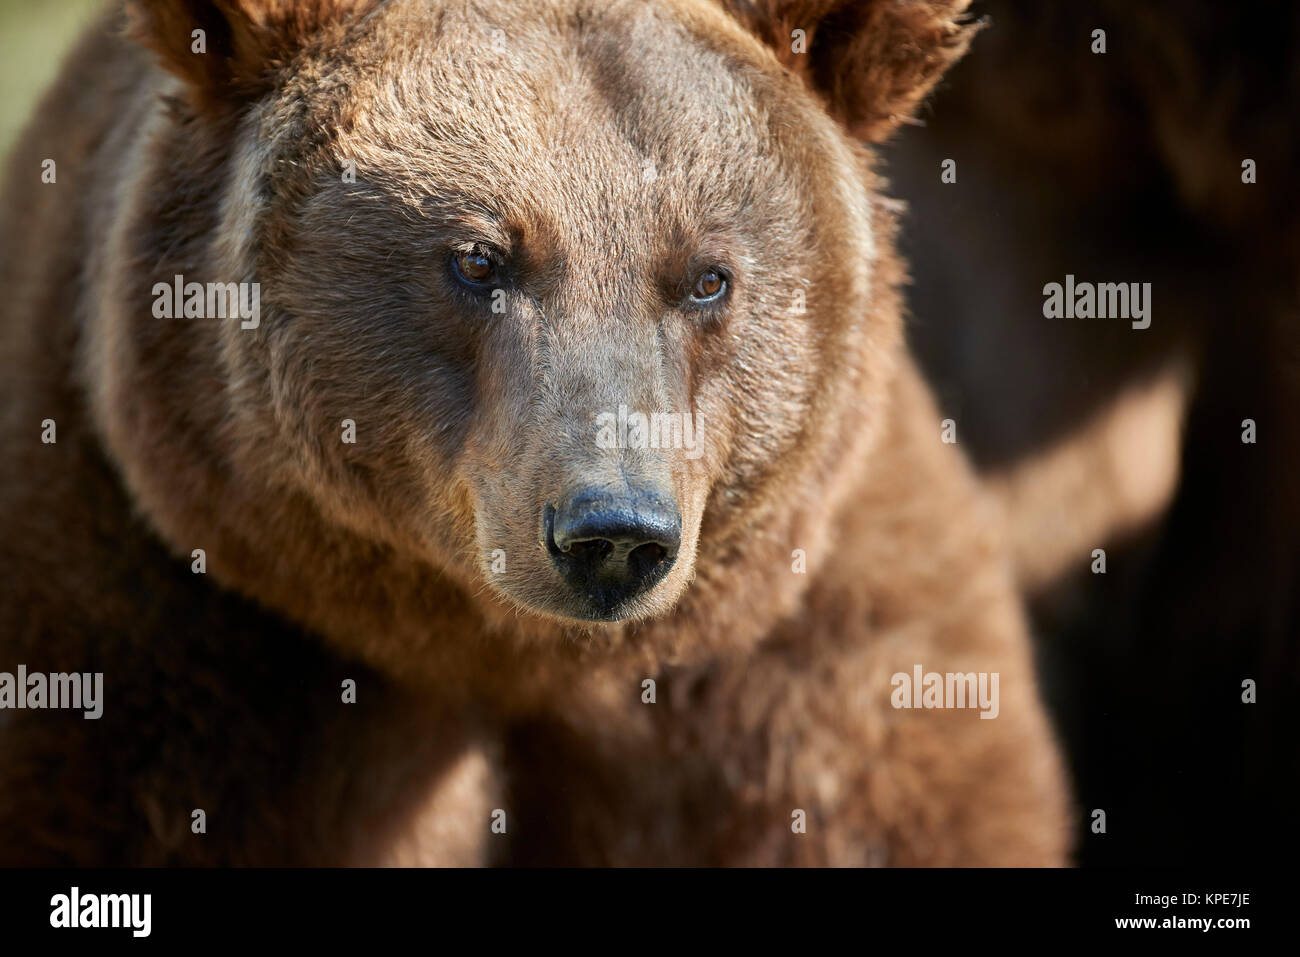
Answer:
[{"left": 0, "top": 0, "right": 1068, "bottom": 865}]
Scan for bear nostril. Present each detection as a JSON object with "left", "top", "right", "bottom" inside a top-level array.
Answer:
[
  {"left": 627, "top": 541, "right": 668, "bottom": 579},
  {"left": 564, "top": 538, "right": 613, "bottom": 562}
]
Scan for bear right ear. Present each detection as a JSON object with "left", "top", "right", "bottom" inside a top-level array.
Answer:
[
  {"left": 125, "top": 0, "right": 381, "bottom": 114},
  {"left": 719, "top": 0, "right": 982, "bottom": 142}
]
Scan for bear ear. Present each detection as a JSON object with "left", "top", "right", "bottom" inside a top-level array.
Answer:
[
  {"left": 719, "top": 0, "right": 981, "bottom": 142},
  {"left": 125, "top": 0, "right": 380, "bottom": 113}
]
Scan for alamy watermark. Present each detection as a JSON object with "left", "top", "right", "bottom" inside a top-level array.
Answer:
[
  {"left": 891, "top": 664, "right": 999, "bottom": 719},
  {"left": 595, "top": 405, "right": 704, "bottom": 460},
  {"left": 0, "top": 665, "right": 103, "bottom": 719},
  {"left": 1043, "top": 274, "right": 1151, "bottom": 329},
  {"left": 152, "top": 274, "right": 260, "bottom": 329},
  {"left": 50, "top": 887, "right": 150, "bottom": 937}
]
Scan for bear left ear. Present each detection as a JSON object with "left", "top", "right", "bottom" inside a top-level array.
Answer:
[
  {"left": 125, "top": 0, "right": 382, "bottom": 115},
  {"left": 719, "top": 0, "right": 981, "bottom": 142}
]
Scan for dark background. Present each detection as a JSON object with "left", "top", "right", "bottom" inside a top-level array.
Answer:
[{"left": 884, "top": 0, "right": 1299, "bottom": 865}]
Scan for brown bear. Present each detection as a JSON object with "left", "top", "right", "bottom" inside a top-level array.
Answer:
[{"left": 0, "top": 0, "right": 1070, "bottom": 865}]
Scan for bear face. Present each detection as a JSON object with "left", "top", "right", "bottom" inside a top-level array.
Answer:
[
  {"left": 96, "top": 0, "right": 976, "bottom": 672},
  {"left": 255, "top": 1, "right": 880, "bottom": 625}
]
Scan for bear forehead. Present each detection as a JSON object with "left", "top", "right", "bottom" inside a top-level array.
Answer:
[
  {"left": 350, "top": 0, "right": 774, "bottom": 134},
  {"left": 312, "top": 0, "right": 807, "bottom": 224}
]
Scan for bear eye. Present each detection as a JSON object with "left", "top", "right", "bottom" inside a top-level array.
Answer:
[
  {"left": 451, "top": 245, "right": 498, "bottom": 289},
  {"left": 690, "top": 268, "right": 728, "bottom": 304}
]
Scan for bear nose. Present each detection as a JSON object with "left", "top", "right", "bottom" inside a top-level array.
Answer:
[{"left": 545, "top": 487, "right": 681, "bottom": 615}]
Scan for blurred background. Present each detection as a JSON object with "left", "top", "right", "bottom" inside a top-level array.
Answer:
[
  {"left": 3, "top": 0, "right": 1296, "bottom": 866},
  {"left": 883, "top": 0, "right": 1299, "bottom": 866},
  {"left": 0, "top": 0, "right": 101, "bottom": 155}
]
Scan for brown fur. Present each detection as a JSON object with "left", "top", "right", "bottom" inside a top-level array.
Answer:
[{"left": 0, "top": 0, "right": 1067, "bottom": 865}]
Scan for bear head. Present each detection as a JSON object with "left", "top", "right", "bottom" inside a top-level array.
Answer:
[{"left": 91, "top": 0, "right": 977, "bottom": 682}]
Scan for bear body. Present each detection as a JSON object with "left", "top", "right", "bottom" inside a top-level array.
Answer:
[{"left": 0, "top": 0, "right": 1069, "bottom": 865}]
